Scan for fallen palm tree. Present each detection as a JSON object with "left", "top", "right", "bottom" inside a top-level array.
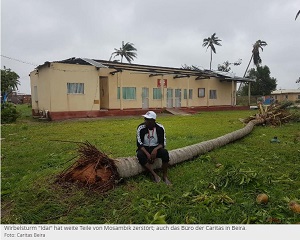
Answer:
[{"left": 57, "top": 103, "right": 296, "bottom": 192}]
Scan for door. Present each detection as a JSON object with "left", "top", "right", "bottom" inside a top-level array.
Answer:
[
  {"left": 142, "top": 87, "right": 149, "bottom": 109},
  {"left": 175, "top": 89, "right": 181, "bottom": 107},
  {"left": 167, "top": 88, "right": 173, "bottom": 108},
  {"left": 100, "top": 76, "right": 109, "bottom": 109}
]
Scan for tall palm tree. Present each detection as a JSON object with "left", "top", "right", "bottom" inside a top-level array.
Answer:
[
  {"left": 202, "top": 33, "right": 222, "bottom": 70},
  {"left": 109, "top": 41, "right": 137, "bottom": 63}
]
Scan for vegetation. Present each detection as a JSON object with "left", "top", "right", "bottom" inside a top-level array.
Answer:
[
  {"left": 217, "top": 59, "right": 242, "bottom": 72},
  {"left": 202, "top": 33, "right": 222, "bottom": 70},
  {"left": 1, "top": 103, "right": 21, "bottom": 124},
  {"left": 1, "top": 105, "right": 300, "bottom": 224},
  {"left": 241, "top": 65, "right": 277, "bottom": 96},
  {"left": 1, "top": 67, "right": 20, "bottom": 103},
  {"left": 109, "top": 41, "right": 137, "bottom": 63}
]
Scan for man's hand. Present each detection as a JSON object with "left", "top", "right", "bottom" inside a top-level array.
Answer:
[{"left": 150, "top": 149, "right": 157, "bottom": 161}]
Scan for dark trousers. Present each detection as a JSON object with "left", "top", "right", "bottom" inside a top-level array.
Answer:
[{"left": 137, "top": 146, "right": 170, "bottom": 166}]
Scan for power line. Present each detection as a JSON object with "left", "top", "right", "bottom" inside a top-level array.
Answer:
[{"left": 1, "top": 54, "right": 38, "bottom": 66}]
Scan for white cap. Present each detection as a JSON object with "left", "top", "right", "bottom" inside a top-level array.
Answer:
[{"left": 142, "top": 111, "right": 156, "bottom": 120}]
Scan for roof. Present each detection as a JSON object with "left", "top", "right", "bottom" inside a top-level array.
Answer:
[
  {"left": 36, "top": 57, "right": 254, "bottom": 82},
  {"left": 271, "top": 89, "right": 300, "bottom": 94}
]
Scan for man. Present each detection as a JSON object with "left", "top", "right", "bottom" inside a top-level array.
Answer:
[{"left": 136, "top": 111, "right": 171, "bottom": 185}]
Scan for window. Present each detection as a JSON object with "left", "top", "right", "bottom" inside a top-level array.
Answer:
[
  {"left": 184, "top": 89, "right": 193, "bottom": 99},
  {"left": 153, "top": 88, "right": 162, "bottom": 99},
  {"left": 117, "top": 87, "right": 120, "bottom": 99},
  {"left": 67, "top": 83, "right": 84, "bottom": 94},
  {"left": 189, "top": 89, "right": 193, "bottom": 99},
  {"left": 209, "top": 90, "right": 217, "bottom": 99},
  {"left": 198, "top": 88, "right": 205, "bottom": 98},
  {"left": 184, "top": 89, "right": 187, "bottom": 99},
  {"left": 117, "top": 87, "right": 136, "bottom": 99},
  {"left": 298, "top": 95, "right": 300, "bottom": 100}
]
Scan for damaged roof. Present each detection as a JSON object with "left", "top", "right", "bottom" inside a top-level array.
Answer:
[{"left": 36, "top": 57, "right": 254, "bottom": 82}]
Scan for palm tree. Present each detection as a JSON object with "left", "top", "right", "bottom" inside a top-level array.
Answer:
[
  {"left": 243, "top": 40, "right": 267, "bottom": 78},
  {"left": 238, "top": 40, "right": 267, "bottom": 94},
  {"left": 202, "top": 33, "right": 222, "bottom": 70},
  {"left": 109, "top": 41, "right": 137, "bottom": 63}
]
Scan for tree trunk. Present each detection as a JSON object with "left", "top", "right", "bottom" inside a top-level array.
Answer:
[
  {"left": 210, "top": 49, "right": 212, "bottom": 70},
  {"left": 243, "top": 53, "right": 253, "bottom": 78},
  {"left": 114, "top": 118, "right": 265, "bottom": 178},
  {"left": 238, "top": 53, "right": 253, "bottom": 92}
]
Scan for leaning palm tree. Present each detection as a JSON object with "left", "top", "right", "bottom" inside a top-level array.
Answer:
[
  {"left": 238, "top": 40, "right": 267, "bottom": 93},
  {"left": 202, "top": 33, "right": 222, "bottom": 70},
  {"left": 243, "top": 40, "right": 267, "bottom": 78},
  {"left": 109, "top": 41, "right": 137, "bottom": 63}
]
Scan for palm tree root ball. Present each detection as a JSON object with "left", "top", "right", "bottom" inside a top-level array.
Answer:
[{"left": 57, "top": 141, "right": 120, "bottom": 193}]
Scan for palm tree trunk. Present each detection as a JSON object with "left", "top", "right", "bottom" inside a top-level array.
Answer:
[
  {"left": 238, "top": 53, "right": 253, "bottom": 92},
  {"left": 114, "top": 118, "right": 265, "bottom": 178},
  {"left": 210, "top": 49, "right": 213, "bottom": 70},
  {"left": 243, "top": 53, "right": 253, "bottom": 78}
]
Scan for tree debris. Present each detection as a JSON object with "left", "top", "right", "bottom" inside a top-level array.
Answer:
[{"left": 242, "top": 102, "right": 294, "bottom": 126}]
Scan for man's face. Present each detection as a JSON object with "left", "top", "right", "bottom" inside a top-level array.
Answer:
[{"left": 144, "top": 118, "right": 155, "bottom": 129}]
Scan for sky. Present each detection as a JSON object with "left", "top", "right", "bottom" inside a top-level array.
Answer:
[{"left": 1, "top": 0, "right": 300, "bottom": 94}]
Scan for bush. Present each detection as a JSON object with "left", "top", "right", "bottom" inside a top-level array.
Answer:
[{"left": 1, "top": 103, "right": 21, "bottom": 123}]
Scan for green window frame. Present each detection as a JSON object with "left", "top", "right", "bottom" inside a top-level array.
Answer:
[{"left": 117, "top": 87, "right": 136, "bottom": 100}]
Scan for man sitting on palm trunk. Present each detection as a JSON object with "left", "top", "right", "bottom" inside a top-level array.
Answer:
[{"left": 136, "top": 111, "right": 171, "bottom": 185}]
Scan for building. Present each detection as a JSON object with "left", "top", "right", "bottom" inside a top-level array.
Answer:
[
  {"left": 29, "top": 58, "right": 254, "bottom": 120},
  {"left": 270, "top": 89, "right": 300, "bottom": 103},
  {"left": 8, "top": 92, "right": 32, "bottom": 104}
]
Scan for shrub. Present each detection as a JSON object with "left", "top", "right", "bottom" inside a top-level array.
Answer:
[{"left": 1, "top": 102, "right": 21, "bottom": 123}]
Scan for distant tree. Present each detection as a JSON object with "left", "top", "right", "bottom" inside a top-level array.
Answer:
[
  {"left": 202, "top": 33, "right": 222, "bottom": 70},
  {"left": 109, "top": 41, "right": 137, "bottom": 63},
  {"left": 217, "top": 59, "right": 242, "bottom": 72},
  {"left": 1, "top": 67, "right": 20, "bottom": 103},
  {"left": 241, "top": 65, "right": 277, "bottom": 96}
]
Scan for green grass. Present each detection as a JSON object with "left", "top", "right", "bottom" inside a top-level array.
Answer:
[{"left": 1, "top": 105, "right": 300, "bottom": 224}]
